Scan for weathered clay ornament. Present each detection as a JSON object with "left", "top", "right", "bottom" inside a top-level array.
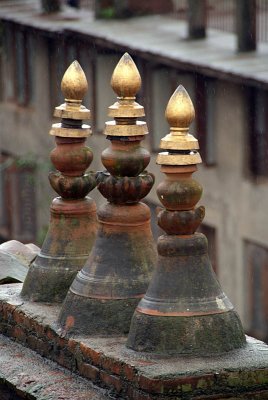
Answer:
[
  {"left": 21, "top": 61, "right": 97, "bottom": 302},
  {"left": 58, "top": 53, "right": 156, "bottom": 335},
  {"left": 127, "top": 85, "right": 246, "bottom": 355}
]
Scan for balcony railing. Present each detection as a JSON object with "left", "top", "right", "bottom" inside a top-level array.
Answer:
[{"left": 177, "top": 0, "right": 268, "bottom": 43}]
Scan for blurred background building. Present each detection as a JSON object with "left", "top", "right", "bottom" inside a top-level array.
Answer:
[{"left": 0, "top": 0, "right": 268, "bottom": 341}]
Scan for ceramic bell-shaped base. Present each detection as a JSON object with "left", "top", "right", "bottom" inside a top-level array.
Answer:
[
  {"left": 21, "top": 197, "right": 97, "bottom": 303},
  {"left": 127, "top": 233, "right": 246, "bottom": 355},
  {"left": 58, "top": 202, "right": 156, "bottom": 335}
]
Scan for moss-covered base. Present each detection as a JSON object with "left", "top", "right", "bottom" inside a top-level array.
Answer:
[
  {"left": 20, "top": 257, "right": 87, "bottom": 303},
  {"left": 21, "top": 197, "right": 97, "bottom": 303},
  {"left": 127, "top": 310, "right": 246, "bottom": 355},
  {"left": 58, "top": 290, "right": 141, "bottom": 335}
]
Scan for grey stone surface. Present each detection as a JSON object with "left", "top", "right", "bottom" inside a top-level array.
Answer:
[
  {"left": 0, "top": 252, "right": 29, "bottom": 284},
  {"left": 0, "top": 240, "right": 39, "bottom": 267},
  {"left": 0, "top": 240, "right": 39, "bottom": 284},
  {"left": 0, "top": 334, "right": 111, "bottom": 399}
]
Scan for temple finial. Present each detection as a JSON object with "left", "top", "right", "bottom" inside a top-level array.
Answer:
[
  {"left": 165, "top": 85, "right": 195, "bottom": 132},
  {"left": 127, "top": 84, "right": 246, "bottom": 356},
  {"left": 21, "top": 59, "right": 96, "bottom": 303},
  {"left": 61, "top": 60, "right": 88, "bottom": 105},
  {"left": 111, "top": 53, "right": 141, "bottom": 98},
  {"left": 58, "top": 52, "right": 156, "bottom": 336},
  {"left": 106, "top": 53, "right": 145, "bottom": 136},
  {"left": 53, "top": 61, "right": 90, "bottom": 123},
  {"left": 157, "top": 85, "right": 201, "bottom": 166}
]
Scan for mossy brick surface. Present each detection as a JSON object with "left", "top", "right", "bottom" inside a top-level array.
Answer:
[{"left": 0, "top": 284, "right": 268, "bottom": 399}]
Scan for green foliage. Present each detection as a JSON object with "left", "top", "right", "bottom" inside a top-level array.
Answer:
[
  {"left": 15, "top": 153, "right": 53, "bottom": 172},
  {"left": 98, "top": 7, "right": 115, "bottom": 18},
  {"left": 15, "top": 153, "right": 37, "bottom": 169}
]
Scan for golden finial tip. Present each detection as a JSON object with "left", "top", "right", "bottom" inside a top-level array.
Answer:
[
  {"left": 61, "top": 60, "right": 88, "bottom": 102},
  {"left": 111, "top": 52, "right": 141, "bottom": 98},
  {"left": 165, "top": 85, "right": 195, "bottom": 129}
]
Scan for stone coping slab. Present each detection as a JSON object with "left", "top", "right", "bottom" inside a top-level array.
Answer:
[
  {"left": 0, "top": 333, "right": 111, "bottom": 400},
  {"left": 0, "top": 284, "right": 268, "bottom": 399}
]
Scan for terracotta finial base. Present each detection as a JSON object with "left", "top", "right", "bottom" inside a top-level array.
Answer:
[
  {"left": 58, "top": 202, "right": 156, "bottom": 334},
  {"left": 21, "top": 198, "right": 96, "bottom": 302},
  {"left": 127, "top": 233, "right": 246, "bottom": 355}
]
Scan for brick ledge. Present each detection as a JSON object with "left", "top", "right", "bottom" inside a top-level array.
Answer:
[{"left": 1, "top": 283, "right": 268, "bottom": 399}]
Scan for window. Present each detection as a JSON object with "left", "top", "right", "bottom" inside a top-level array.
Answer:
[
  {"left": 0, "top": 153, "right": 12, "bottom": 242},
  {"left": 95, "top": 53, "right": 118, "bottom": 132},
  {"left": 245, "top": 240, "right": 268, "bottom": 341},
  {"left": 248, "top": 87, "right": 268, "bottom": 178},
  {"left": 48, "top": 38, "right": 66, "bottom": 111},
  {"left": 151, "top": 67, "right": 173, "bottom": 150},
  {"left": 3, "top": 23, "right": 34, "bottom": 106},
  {"left": 76, "top": 43, "right": 96, "bottom": 128},
  {"left": 0, "top": 152, "right": 37, "bottom": 244},
  {"left": 3, "top": 22, "right": 15, "bottom": 100},
  {"left": 176, "top": 72, "right": 196, "bottom": 135},
  {"left": 16, "top": 30, "right": 27, "bottom": 104},
  {"left": 195, "top": 75, "right": 217, "bottom": 165}
]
